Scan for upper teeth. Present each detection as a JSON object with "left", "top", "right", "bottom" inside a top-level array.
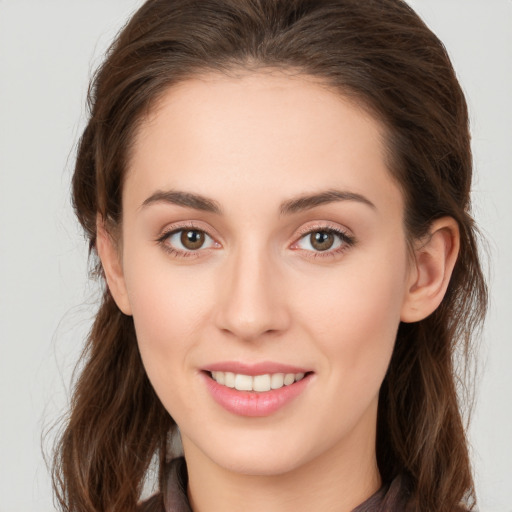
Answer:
[{"left": 211, "top": 371, "right": 306, "bottom": 392}]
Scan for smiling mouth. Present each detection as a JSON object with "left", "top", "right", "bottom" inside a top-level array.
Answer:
[{"left": 208, "top": 371, "right": 308, "bottom": 392}]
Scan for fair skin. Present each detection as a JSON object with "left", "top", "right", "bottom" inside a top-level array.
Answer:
[{"left": 97, "top": 71, "right": 459, "bottom": 512}]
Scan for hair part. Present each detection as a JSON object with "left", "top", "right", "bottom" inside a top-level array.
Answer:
[{"left": 54, "top": 1, "right": 487, "bottom": 511}]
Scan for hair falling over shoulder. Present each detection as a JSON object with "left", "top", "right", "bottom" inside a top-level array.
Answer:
[
  {"left": 52, "top": 293, "right": 173, "bottom": 511},
  {"left": 52, "top": 1, "right": 487, "bottom": 511}
]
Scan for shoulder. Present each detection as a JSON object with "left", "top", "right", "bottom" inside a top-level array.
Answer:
[
  {"left": 138, "top": 457, "right": 191, "bottom": 512},
  {"left": 138, "top": 493, "right": 165, "bottom": 512}
]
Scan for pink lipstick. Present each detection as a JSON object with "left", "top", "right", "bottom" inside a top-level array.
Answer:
[{"left": 201, "top": 362, "right": 313, "bottom": 417}]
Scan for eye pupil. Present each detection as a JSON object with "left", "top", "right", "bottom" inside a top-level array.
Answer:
[
  {"left": 181, "top": 230, "right": 205, "bottom": 250},
  {"left": 310, "top": 231, "right": 334, "bottom": 251}
]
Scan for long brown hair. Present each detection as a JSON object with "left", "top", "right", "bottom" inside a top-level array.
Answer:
[{"left": 53, "top": 1, "right": 487, "bottom": 510}]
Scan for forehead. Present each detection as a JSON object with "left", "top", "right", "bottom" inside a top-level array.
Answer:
[{"left": 125, "top": 71, "right": 402, "bottom": 217}]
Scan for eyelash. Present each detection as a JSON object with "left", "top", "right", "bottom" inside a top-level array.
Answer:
[
  {"left": 156, "top": 223, "right": 356, "bottom": 260},
  {"left": 291, "top": 225, "right": 356, "bottom": 260},
  {"left": 156, "top": 223, "right": 217, "bottom": 259}
]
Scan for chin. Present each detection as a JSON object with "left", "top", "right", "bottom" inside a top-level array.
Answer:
[
  {"left": 182, "top": 426, "right": 324, "bottom": 477},
  {"left": 212, "top": 448, "right": 309, "bottom": 477}
]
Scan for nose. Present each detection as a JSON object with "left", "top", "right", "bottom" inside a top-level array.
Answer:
[{"left": 214, "top": 247, "right": 291, "bottom": 341}]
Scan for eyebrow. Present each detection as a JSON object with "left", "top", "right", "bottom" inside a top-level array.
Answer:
[
  {"left": 140, "top": 188, "right": 376, "bottom": 215},
  {"left": 279, "top": 189, "right": 376, "bottom": 215},
  {"left": 141, "top": 190, "right": 222, "bottom": 214}
]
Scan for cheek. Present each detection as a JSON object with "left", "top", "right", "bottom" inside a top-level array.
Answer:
[
  {"left": 121, "top": 248, "right": 212, "bottom": 383},
  {"left": 298, "top": 248, "right": 409, "bottom": 388},
  {"left": 126, "top": 272, "right": 211, "bottom": 419}
]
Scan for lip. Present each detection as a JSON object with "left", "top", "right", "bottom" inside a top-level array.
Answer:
[
  {"left": 201, "top": 365, "right": 313, "bottom": 417},
  {"left": 203, "top": 361, "right": 311, "bottom": 376}
]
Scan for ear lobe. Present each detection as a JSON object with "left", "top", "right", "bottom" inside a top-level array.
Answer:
[
  {"left": 96, "top": 217, "right": 132, "bottom": 316},
  {"left": 400, "top": 217, "right": 460, "bottom": 323}
]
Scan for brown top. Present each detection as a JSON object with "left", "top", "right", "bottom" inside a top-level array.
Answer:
[{"left": 139, "top": 457, "right": 410, "bottom": 512}]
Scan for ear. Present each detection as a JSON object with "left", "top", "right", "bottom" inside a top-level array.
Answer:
[
  {"left": 400, "top": 217, "right": 460, "bottom": 323},
  {"left": 96, "top": 216, "right": 132, "bottom": 315}
]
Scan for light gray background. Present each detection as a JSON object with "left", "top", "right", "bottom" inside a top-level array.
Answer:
[{"left": 0, "top": 1, "right": 511, "bottom": 511}]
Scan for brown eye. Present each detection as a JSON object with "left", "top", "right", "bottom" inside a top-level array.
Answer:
[
  {"left": 309, "top": 231, "right": 335, "bottom": 251},
  {"left": 294, "top": 227, "right": 353, "bottom": 255},
  {"left": 180, "top": 230, "right": 205, "bottom": 250},
  {"left": 162, "top": 228, "right": 216, "bottom": 253}
]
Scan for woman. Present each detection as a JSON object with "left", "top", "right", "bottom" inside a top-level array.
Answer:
[{"left": 53, "top": 1, "right": 487, "bottom": 511}]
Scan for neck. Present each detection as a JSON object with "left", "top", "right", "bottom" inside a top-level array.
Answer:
[{"left": 183, "top": 411, "right": 381, "bottom": 512}]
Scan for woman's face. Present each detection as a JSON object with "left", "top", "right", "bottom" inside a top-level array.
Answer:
[{"left": 115, "top": 71, "right": 413, "bottom": 476}]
